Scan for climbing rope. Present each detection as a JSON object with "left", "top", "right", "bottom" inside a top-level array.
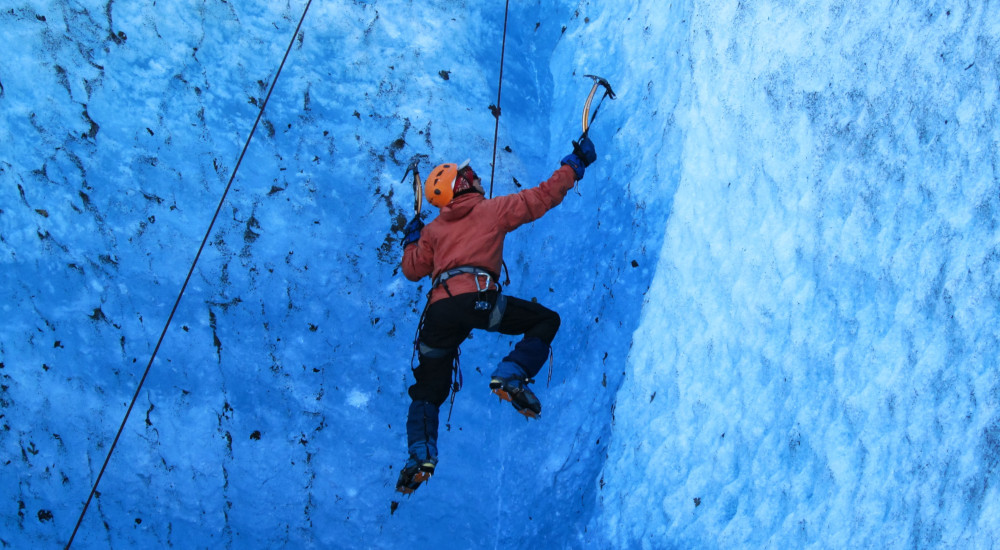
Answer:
[
  {"left": 64, "top": 2, "right": 314, "bottom": 547},
  {"left": 487, "top": 0, "right": 510, "bottom": 198}
]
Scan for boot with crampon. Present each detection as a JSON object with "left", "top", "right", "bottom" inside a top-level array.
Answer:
[
  {"left": 490, "top": 376, "right": 541, "bottom": 419},
  {"left": 396, "top": 458, "right": 437, "bottom": 494}
]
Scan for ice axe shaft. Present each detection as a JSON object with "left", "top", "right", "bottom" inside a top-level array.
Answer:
[
  {"left": 574, "top": 75, "right": 616, "bottom": 161},
  {"left": 580, "top": 74, "right": 616, "bottom": 136},
  {"left": 400, "top": 157, "right": 423, "bottom": 215}
]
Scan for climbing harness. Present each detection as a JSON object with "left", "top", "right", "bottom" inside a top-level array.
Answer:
[
  {"left": 65, "top": 2, "right": 315, "bottom": 548},
  {"left": 410, "top": 265, "right": 511, "bottom": 424},
  {"left": 412, "top": 266, "right": 507, "bottom": 362},
  {"left": 433, "top": 266, "right": 508, "bottom": 329},
  {"left": 433, "top": 265, "right": 499, "bottom": 293}
]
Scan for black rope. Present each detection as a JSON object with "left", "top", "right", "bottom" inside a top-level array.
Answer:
[
  {"left": 64, "top": 1, "right": 313, "bottom": 547},
  {"left": 488, "top": 0, "right": 510, "bottom": 198}
]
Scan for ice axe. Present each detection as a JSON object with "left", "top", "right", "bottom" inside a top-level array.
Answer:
[
  {"left": 575, "top": 74, "right": 616, "bottom": 156},
  {"left": 400, "top": 155, "right": 427, "bottom": 215}
]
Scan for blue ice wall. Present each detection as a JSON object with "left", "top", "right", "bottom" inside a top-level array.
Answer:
[
  {"left": 591, "top": 1, "right": 1000, "bottom": 548},
  {"left": 3, "top": 0, "right": 999, "bottom": 549},
  {"left": 2, "top": 0, "right": 667, "bottom": 547}
]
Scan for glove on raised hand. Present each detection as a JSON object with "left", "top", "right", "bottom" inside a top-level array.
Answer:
[
  {"left": 402, "top": 215, "right": 424, "bottom": 248},
  {"left": 560, "top": 135, "right": 597, "bottom": 180}
]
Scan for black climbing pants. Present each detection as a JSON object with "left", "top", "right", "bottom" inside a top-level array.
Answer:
[{"left": 408, "top": 291, "right": 560, "bottom": 406}]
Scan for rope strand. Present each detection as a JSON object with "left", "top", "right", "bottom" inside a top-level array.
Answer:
[
  {"left": 488, "top": 0, "right": 511, "bottom": 198},
  {"left": 64, "top": 2, "right": 314, "bottom": 547}
]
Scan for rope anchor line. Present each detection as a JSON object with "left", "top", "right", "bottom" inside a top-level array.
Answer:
[
  {"left": 64, "top": 1, "right": 315, "bottom": 547},
  {"left": 488, "top": 0, "right": 511, "bottom": 198}
]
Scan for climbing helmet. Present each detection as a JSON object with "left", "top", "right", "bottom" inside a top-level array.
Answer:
[{"left": 424, "top": 159, "right": 479, "bottom": 207}]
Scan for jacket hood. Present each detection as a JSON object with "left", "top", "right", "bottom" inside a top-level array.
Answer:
[{"left": 439, "top": 192, "right": 483, "bottom": 222}]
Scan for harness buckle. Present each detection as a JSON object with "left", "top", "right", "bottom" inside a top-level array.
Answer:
[{"left": 473, "top": 272, "right": 492, "bottom": 311}]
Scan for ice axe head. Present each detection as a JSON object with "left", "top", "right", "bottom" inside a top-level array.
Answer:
[
  {"left": 586, "top": 75, "right": 616, "bottom": 99},
  {"left": 581, "top": 74, "right": 616, "bottom": 136}
]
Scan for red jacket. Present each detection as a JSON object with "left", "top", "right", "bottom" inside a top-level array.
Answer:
[{"left": 403, "top": 164, "right": 577, "bottom": 303}]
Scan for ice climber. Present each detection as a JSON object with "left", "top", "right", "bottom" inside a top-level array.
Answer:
[{"left": 395, "top": 136, "right": 598, "bottom": 494}]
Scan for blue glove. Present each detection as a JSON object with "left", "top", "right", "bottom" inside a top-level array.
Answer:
[
  {"left": 560, "top": 135, "right": 597, "bottom": 180},
  {"left": 402, "top": 215, "right": 424, "bottom": 248},
  {"left": 574, "top": 135, "right": 597, "bottom": 166}
]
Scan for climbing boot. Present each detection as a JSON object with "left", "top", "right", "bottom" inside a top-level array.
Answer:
[
  {"left": 490, "top": 377, "right": 541, "bottom": 419},
  {"left": 396, "top": 458, "right": 437, "bottom": 494}
]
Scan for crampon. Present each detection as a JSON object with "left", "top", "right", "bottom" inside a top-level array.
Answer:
[
  {"left": 490, "top": 377, "right": 541, "bottom": 419},
  {"left": 395, "top": 461, "right": 436, "bottom": 495}
]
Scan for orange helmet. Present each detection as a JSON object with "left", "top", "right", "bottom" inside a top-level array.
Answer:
[{"left": 424, "top": 159, "right": 473, "bottom": 208}]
